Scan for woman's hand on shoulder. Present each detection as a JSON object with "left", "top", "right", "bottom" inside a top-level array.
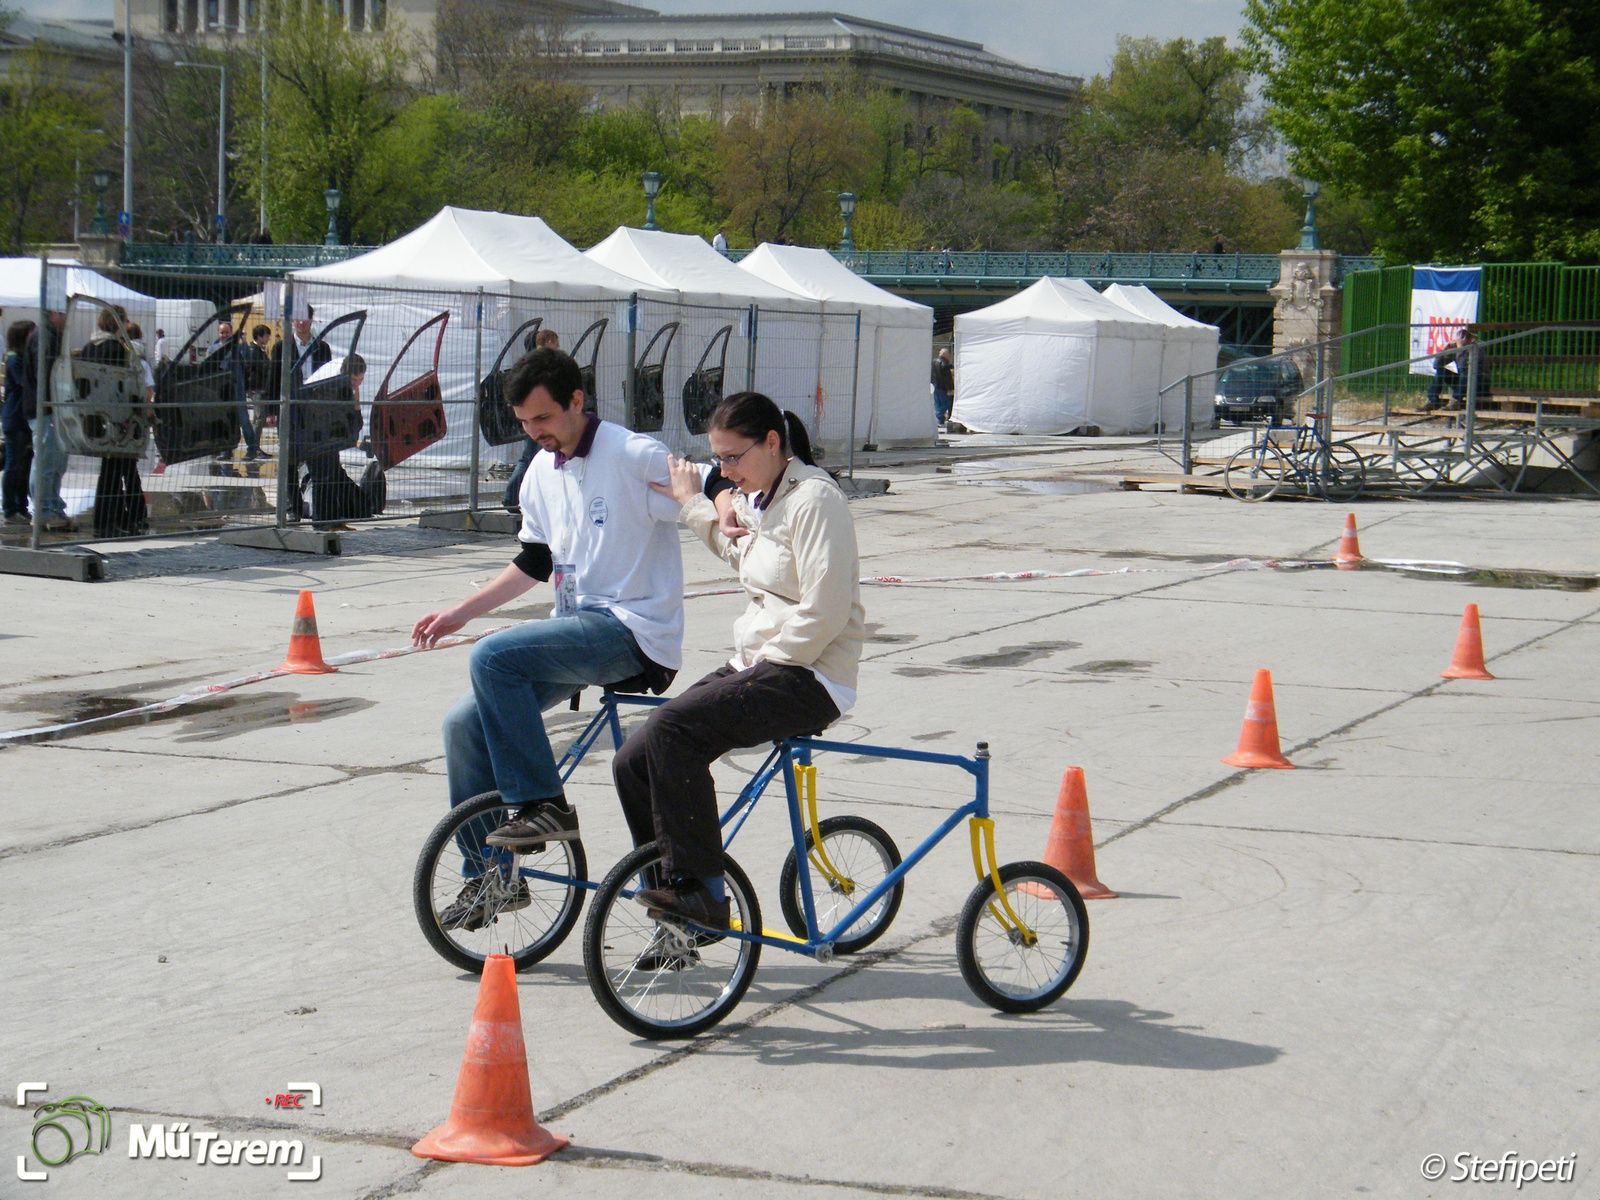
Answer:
[{"left": 649, "top": 454, "right": 707, "bottom": 508}]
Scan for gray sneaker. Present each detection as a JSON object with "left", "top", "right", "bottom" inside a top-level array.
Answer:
[{"left": 485, "top": 800, "right": 579, "bottom": 849}]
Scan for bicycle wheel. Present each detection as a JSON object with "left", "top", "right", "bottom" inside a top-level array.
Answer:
[
  {"left": 778, "top": 815, "right": 903, "bottom": 954},
  {"left": 1224, "top": 441, "right": 1290, "bottom": 501},
  {"left": 583, "top": 842, "right": 762, "bottom": 1039},
  {"left": 1314, "top": 442, "right": 1367, "bottom": 502},
  {"left": 956, "top": 861, "right": 1088, "bottom": 1014},
  {"left": 413, "top": 790, "right": 586, "bottom": 974}
]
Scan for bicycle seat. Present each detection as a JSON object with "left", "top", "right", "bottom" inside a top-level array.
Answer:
[{"left": 602, "top": 661, "right": 678, "bottom": 697}]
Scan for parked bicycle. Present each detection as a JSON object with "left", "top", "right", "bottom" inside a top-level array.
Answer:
[{"left": 1223, "top": 419, "right": 1367, "bottom": 502}]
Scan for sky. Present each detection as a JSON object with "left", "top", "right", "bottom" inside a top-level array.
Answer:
[{"left": 19, "top": 0, "right": 1249, "bottom": 79}]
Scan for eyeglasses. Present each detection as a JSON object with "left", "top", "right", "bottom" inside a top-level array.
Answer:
[{"left": 712, "top": 442, "right": 761, "bottom": 470}]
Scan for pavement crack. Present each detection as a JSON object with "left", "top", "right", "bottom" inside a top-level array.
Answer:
[{"left": 557, "top": 1144, "right": 1020, "bottom": 1199}]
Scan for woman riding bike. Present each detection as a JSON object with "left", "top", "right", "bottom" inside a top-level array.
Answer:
[{"left": 612, "top": 391, "right": 865, "bottom": 930}]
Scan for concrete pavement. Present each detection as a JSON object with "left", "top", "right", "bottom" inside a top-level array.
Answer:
[{"left": 1, "top": 438, "right": 1595, "bottom": 1198}]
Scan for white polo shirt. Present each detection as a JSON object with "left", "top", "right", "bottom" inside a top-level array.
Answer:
[{"left": 518, "top": 420, "right": 687, "bottom": 670}]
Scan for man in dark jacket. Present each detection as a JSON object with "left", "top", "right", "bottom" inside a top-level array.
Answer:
[
  {"left": 22, "top": 311, "right": 72, "bottom": 531},
  {"left": 931, "top": 347, "right": 954, "bottom": 426}
]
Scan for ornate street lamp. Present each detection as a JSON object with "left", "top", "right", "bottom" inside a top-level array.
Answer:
[
  {"left": 324, "top": 187, "right": 342, "bottom": 247},
  {"left": 89, "top": 167, "right": 116, "bottom": 236},
  {"left": 641, "top": 170, "right": 663, "bottom": 231},
  {"left": 1298, "top": 180, "right": 1322, "bottom": 250},
  {"left": 837, "top": 191, "right": 857, "bottom": 260}
]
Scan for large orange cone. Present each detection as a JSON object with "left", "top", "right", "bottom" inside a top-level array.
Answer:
[
  {"left": 1222, "top": 669, "right": 1295, "bottom": 769},
  {"left": 1441, "top": 603, "right": 1494, "bottom": 680},
  {"left": 1335, "top": 512, "right": 1363, "bottom": 570},
  {"left": 412, "top": 955, "right": 567, "bottom": 1167},
  {"left": 1040, "top": 767, "right": 1115, "bottom": 899},
  {"left": 277, "top": 590, "right": 337, "bottom": 675}
]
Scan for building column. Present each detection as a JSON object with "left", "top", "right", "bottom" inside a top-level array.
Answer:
[{"left": 1270, "top": 248, "right": 1342, "bottom": 360}]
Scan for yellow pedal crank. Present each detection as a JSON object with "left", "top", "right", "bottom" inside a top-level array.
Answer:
[{"left": 967, "top": 817, "right": 1036, "bottom": 945}]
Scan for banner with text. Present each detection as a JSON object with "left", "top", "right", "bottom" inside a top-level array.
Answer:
[{"left": 1409, "top": 267, "right": 1480, "bottom": 375}]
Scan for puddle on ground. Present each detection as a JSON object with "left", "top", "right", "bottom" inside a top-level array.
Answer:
[
  {"left": 1070, "top": 659, "right": 1154, "bottom": 674},
  {"left": 911, "top": 729, "right": 956, "bottom": 741},
  {"left": 893, "top": 666, "right": 952, "bottom": 678},
  {"left": 947, "top": 640, "right": 1081, "bottom": 669},
  {"left": 955, "top": 478, "right": 1118, "bottom": 496},
  {"left": 1460, "top": 568, "right": 1595, "bottom": 592},
  {"left": 5, "top": 689, "right": 374, "bottom": 742}
]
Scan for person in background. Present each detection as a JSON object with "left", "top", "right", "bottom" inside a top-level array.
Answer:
[
  {"left": 712, "top": 228, "right": 728, "bottom": 255},
  {"left": 22, "top": 306, "right": 71, "bottom": 531},
  {"left": 2, "top": 319, "right": 35, "bottom": 527},
  {"left": 931, "top": 346, "right": 954, "bottom": 428},
  {"left": 82, "top": 306, "right": 148, "bottom": 538},
  {"left": 207, "top": 318, "right": 264, "bottom": 462},
  {"left": 503, "top": 327, "right": 562, "bottom": 512}
]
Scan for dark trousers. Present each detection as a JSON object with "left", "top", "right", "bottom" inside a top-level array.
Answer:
[
  {"left": 2, "top": 423, "right": 31, "bottom": 516},
  {"left": 93, "top": 456, "right": 147, "bottom": 536},
  {"left": 301, "top": 451, "right": 365, "bottom": 524},
  {"left": 613, "top": 661, "right": 841, "bottom": 881},
  {"left": 503, "top": 437, "right": 537, "bottom": 510}
]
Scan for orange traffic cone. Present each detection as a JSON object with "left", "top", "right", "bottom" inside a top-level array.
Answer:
[
  {"left": 277, "top": 590, "right": 337, "bottom": 675},
  {"left": 1335, "top": 512, "right": 1363, "bottom": 570},
  {"left": 1441, "top": 603, "right": 1494, "bottom": 680},
  {"left": 1040, "top": 767, "right": 1115, "bottom": 899},
  {"left": 1222, "top": 669, "right": 1295, "bottom": 769},
  {"left": 412, "top": 955, "right": 568, "bottom": 1167}
]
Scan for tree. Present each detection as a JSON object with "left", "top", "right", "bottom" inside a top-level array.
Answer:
[
  {"left": 714, "top": 89, "right": 872, "bottom": 245},
  {"left": 1084, "top": 35, "right": 1266, "bottom": 165},
  {"left": 243, "top": 0, "right": 416, "bottom": 243},
  {"left": 1244, "top": 0, "right": 1600, "bottom": 263},
  {"left": 0, "top": 46, "right": 111, "bottom": 250}
]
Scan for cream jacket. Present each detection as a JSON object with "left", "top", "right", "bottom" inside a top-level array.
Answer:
[{"left": 682, "top": 460, "right": 865, "bottom": 690}]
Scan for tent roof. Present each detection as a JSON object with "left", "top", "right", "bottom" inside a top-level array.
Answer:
[
  {"left": 954, "top": 276, "right": 1165, "bottom": 338},
  {"left": 586, "top": 228, "right": 815, "bottom": 309},
  {"left": 1102, "top": 283, "right": 1218, "bottom": 332},
  {"left": 291, "top": 207, "right": 667, "bottom": 300},
  {"left": 737, "top": 244, "right": 930, "bottom": 323},
  {"left": 0, "top": 257, "right": 159, "bottom": 309}
]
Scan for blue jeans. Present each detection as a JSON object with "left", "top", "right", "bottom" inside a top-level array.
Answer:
[
  {"left": 28, "top": 414, "right": 67, "bottom": 519},
  {"left": 502, "top": 437, "right": 537, "bottom": 510},
  {"left": 442, "top": 608, "right": 646, "bottom": 871},
  {"left": 234, "top": 402, "right": 261, "bottom": 454}
]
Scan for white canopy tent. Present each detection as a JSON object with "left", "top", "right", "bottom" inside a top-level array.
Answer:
[
  {"left": 586, "top": 228, "right": 856, "bottom": 458},
  {"left": 0, "top": 257, "right": 211, "bottom": 354},
  {"left": 952, "top": 277, "right": 1168, "bottom": 435},
  {"left": 290, "top": 207, "right": 670, "bottom": 467},
  {"left": 1102, "top": 283, "right": 1220, "bottom": 432},
  {"left": 738, "top": 244, "right": 936, "bottom": 447}
]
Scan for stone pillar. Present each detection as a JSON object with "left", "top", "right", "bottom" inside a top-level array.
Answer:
[
  {"left": 76, "top": 235, "right": 121, "bottom": 269},
  {"left": 1271, "top": 248, "right": 1343, "bottom": 377}
]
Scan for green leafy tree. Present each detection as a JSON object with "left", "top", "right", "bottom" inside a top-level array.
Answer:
[
  {"left": 0, "top": 46, "right": 111, "bottom": 250},
  {"left": 1243, "top": 0, "right": 1600, "bottom": 262},
  {"left": 1085, "top": 35, "right": 1266, "bottom": 165}
]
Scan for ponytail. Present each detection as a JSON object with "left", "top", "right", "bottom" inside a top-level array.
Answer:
[{"left": 709, "top": 391, "right": 815, "bottom": 466}]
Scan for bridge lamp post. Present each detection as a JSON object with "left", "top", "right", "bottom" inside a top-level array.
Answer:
[
  {"left": 641, "top": 171, "right": 663, "bottom": 231},
  {"left": 837, "top": 192, "right": 857, "bottom": 261},
  {"left": 89, "top": 168, "right": 116, "bottom": 236},
  {"left": 1298, "top": 180, "right": 1321, "bottom": 250},
  {"left": 324, "top": 188, "right": 342, "bottom": 246}
]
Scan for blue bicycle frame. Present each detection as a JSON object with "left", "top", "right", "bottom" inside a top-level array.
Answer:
[{"left": 519, "top": 691, "right": 994, "bottom": 960}]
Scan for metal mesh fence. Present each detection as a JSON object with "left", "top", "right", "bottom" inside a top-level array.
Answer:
[{"left": 2, "top": 260, "right": 864, "bottom": 556}]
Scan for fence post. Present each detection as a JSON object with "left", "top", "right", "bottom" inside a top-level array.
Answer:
[
  {"left": 624, "top": 292, "right": 637, "bottom": 428},
  {"left": 468, "top": 286, "right": 483, "bottom": 513},
  {"left": 29, "top": 255, "right": 45, "bottom": 551},
  {"left": 274, "top": 279, "right": 293, "bottom": 529},
  {"left": 1316, "top": 340, "right": 1329, "bottom": 443},
  {"left": 745, "top": 302, "right": 759, "bottom": 393},
  {"left": 847, "top": 311, "right": 861, "bottom": 482},
  {"left": 1181, "top": 375, "right": 1193, "bottom": 476}
]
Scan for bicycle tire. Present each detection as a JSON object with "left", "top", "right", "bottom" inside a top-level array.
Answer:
[
  {"left": 583, "top": 842, "right": 761, "bottom": 1039},
  {"left": 1224, "top": 442, "right": 1290, "bottom": 501},
  {"left": 1314, "top": 442, "right": 1367, "bottom": 502},
  {"left": 956, "top": 861, "right": 1088, "bottom": 1014},
  {"left": 778, "top": 815, "right": 903, "bottom": 954},
  {"left": 412, "top": 790, "right": 586, "bottom": 974}
]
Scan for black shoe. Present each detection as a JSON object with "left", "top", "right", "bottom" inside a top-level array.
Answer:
[
  {"left": 635, "top": 878, "right": 730, "bottom": 931},
  {"left": 484, "top": 799, "right": 579, "bottom": 849},
  {"left": 438, "top": 875, "right": 530, "bottom": 932}
]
